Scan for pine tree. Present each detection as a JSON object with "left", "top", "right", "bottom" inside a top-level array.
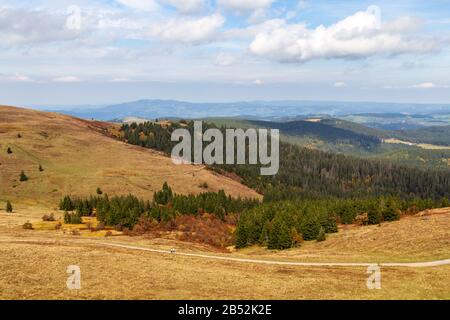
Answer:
[
  {"left": 235, "top": 222, "right": 248, "bottom": 248},
  {"left": 268, "top": 218, "right": 292, "bottom": 250},
  {"left": 368, "top": 205, "right": 382, "bottom": 225},
  {"left": 7, "top": 147, "right": 12, "bottom": 154},
  {"left": 301, "top": 217, "right": 320, "bottom": 241},
  {"left": 64, "top": 211, "right": 71, "bottom": 224},
  {"left": 6, "top": 201, "right": 13, "bottom": 213},
  {"left": 19, "top": 171, "right": 28, "bottom": 182},
  {"left": 383, "top": 198, "right": 401, "bottom": 222}
]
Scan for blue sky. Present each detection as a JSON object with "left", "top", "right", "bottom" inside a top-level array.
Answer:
[{"left": 1, "top": 0, "right": 450, "bottom": 106}]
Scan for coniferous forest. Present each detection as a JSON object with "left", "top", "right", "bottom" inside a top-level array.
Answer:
[{"left": 59, "top": 120, "right": 450, "bottom": 249}]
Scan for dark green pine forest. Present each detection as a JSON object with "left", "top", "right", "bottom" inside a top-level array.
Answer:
[{"left": 58, "top": 120, "right": 450, "bottom": 250}]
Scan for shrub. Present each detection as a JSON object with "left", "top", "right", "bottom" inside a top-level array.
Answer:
[
  {"left": 71, "top": 229, "right": 81, "bottom": 236},
  {"left": 42, "top": 213, "right": 56, "bottom": 221},
  {"left": 268, "top": 218, "right": 292, "bottom": 250},
  {"left": 383, "top": 199, "right": 401, "bottom": 222},
  {"left": 368, "top": 206, "right": 382, "bottom": 225},
  {"left": 96, "top": 187, "right": 103, "bottom": 195},
  {"left": 22, "top": 222, "right": 33, "bottom": 230},
  {"left": 7, "top": 147, "right": 12, "bottom": 154},
  {"left": 199, "top": 182, "right": 209, "bottom": 189},
  {"left": 6, "top": 201, "right": 13, "bottom": 213},
  {"left": 105, "top": 231, "right": 113, "bottom": 237},
  {"left": 19, "top": 171, "right": 28, "bottom": 182},
  {"left": 63, "top": 211, "right": 82, "bottom": 224},
  {"left": 301, "top": 217, "right": 320, "bottom": 241},
  {"left": 39, "top": 165, "right": 44, "bottom": 172}
]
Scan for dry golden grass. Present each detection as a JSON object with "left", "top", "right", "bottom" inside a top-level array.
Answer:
[
  {"left": 0, "top": 106, "right": 260, "bottom": 206},
  {"left": 237, "top": 209, "right": 450, "bottom": 263},
  {"left": 0, "top": 234, "right": 449, "bottom": 300},
  {"left": 0, "top": 208, "right": 449, "bottom": 299}
]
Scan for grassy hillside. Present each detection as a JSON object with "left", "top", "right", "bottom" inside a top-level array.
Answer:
[
  {"left": 0, "top": 106, "right": 260, "bottom": 205},
  {"left": 0, "top": 207, "right": 449, "bottom": 299}
]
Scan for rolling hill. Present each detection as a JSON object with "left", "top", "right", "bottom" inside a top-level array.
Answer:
[{"left": 0, "top": 106, "right": 260, "bottom": 206}]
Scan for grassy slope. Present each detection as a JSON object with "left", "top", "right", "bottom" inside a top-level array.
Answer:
[
  {"left": 0, "top": 106, "right": 260, "bottom": 206},
  {"left": 0, "top": 208, "right": 449, "bottom": 299}
]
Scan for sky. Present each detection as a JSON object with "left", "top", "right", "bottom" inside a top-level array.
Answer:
[{"left": 1, "top": 0, "right": 450, "bottom": 106}]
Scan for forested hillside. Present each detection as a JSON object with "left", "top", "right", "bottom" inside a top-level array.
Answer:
[
  {"left": 119, "top": 121, "right": 450, "bottom": 201},
  {"left": 392, "top": 125, "right": 450, "bottom": 146},
  {"left": 248, "top": 119, "right": 381, "bottom": 150}
]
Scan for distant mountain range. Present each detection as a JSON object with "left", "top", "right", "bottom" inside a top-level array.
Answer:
[{"left": 45, "top": 99, "right": 450, "bottom": 122}]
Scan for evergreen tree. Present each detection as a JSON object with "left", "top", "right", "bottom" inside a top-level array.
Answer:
[
  {"left": 64, "top": 211, "right": 71, "bottom": 224},
  {"left": 301, "top": 217, "right": 320, "bottom": 241},
  {"left": 19, "top": 171, "right": 28, "bottom": 182},
  {"left": 235, "top": 221, "right": 249, "bottom": 248},
  {"left": 268, "top": 218, "right": 292, "bottom": 250},
  {"left": 7, "top": 147, "right": 12, "bottom": 154},
  {"left": 368, "top": 204, "right": 382, "bottom": 225},
  {"left": 6, "top": 201, "right": 13, "bottom": 213},
  {"left": 383, "top": 198, "right": 401, "bottom": 222}
]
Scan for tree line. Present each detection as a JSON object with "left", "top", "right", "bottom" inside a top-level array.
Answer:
[{"left": 59, "top": 183, "right": 259, "bottom": 228}]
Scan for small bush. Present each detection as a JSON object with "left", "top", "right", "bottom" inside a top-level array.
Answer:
[
  {"left": 6, "top": 201, "right": 13, "bottom": 213},
  {"left": 96, "top": 187, "right": 103, "bottom": 195},
  {"left": 105, "top": 231, "right": 113, "bottom": 237},
  {"left": 199, "top": 182, "right": 209, "bottom": 189},
  {"left": 368, "top": 206, "right": 382, "bottom": 225},
  {"left": 42, "top": 213, "right": 56, "bottom": 221},
  {"left": 39, "top": 165, "right": 44, "bottom": 172},
  {"left": 7, "top": 147, "right": 12, "bottom": 154},
  {"left": 22, "top": 222, "right": 33, "bottom": 230},
  {"left": 19, "top": 171, "right": 28, "bottom": 182},
  {"left": 71, "top": 229, "right": 81, "bottom": 236}
]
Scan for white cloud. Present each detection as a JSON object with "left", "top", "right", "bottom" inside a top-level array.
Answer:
[
  {"left": 334, "top": 81, "right": 346, "bottom": 88},
  {"left": 215, "top": 52, "right": 237, "bottom": 66},
  {"left": 163, "top": 0, "right": 205, "bottom": 14},
  {"left": 53, "top": 76, "right": 82, "bottom": 82},
  {"left": 218, "top": 0, "right": 274, "bottom": 13},
  {"left": 0, "top": 73, "right": 34, "bottom": 82},
  {"left": 409, "top": 82, "right": 450, "bottom": 89},
  {"left": 0, "top": 7, "right": 81, "bottom": 47},
  {"left": 412, "top": 82, "right": 435, "bottom": 89},
  {"left": 250, "top": 7, "right": 442, "bottom": 63},
  {"left": 116, "top": 0, "right": 159, "bottom": 12},
  {"left": 111, "top": 77, "right": 132, "bottom": 82},
  {"left": 254, "top": 79, "right": 264, "bottom": 85},
  {"left": 149, "top": 14, "right": 225, "bottom": 44}
]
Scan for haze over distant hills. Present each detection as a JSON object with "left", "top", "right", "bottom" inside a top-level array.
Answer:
[{"left": 44, "top": 99, "right": 450, "bottom": 122}]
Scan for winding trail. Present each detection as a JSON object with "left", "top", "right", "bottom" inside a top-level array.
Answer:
[
  {"left": 2, "top": 237, "right": 448, "bottom": 268},
  {"left": 98, "top": 242, "right": 450, "bottom": 268}
]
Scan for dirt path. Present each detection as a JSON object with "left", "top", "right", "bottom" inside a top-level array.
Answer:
[{"left": 1, "top": 237, "right": 449, "bottom": 268}]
